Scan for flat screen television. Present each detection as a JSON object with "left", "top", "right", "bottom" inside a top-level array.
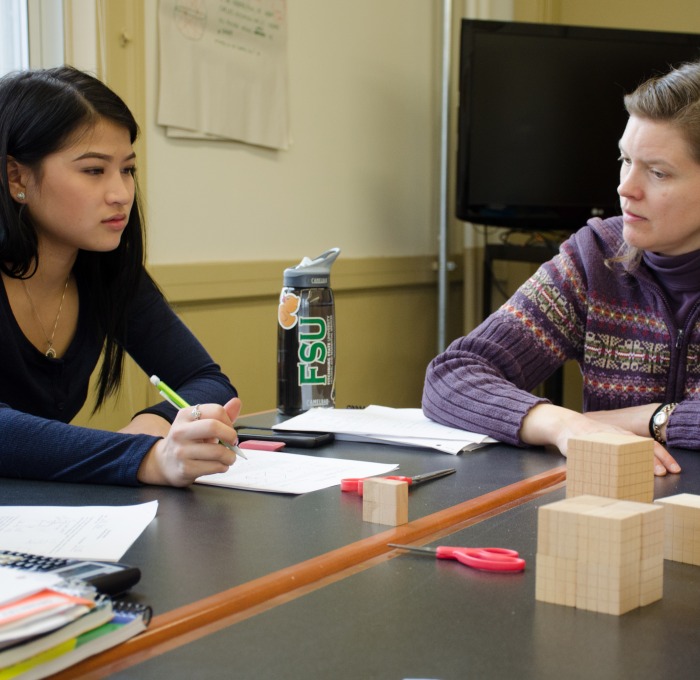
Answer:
[{"left": 456, "top": 20, "right": 700, "bottom": 230}]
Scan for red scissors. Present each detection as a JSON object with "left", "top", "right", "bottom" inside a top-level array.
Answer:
[
  {"left": 388, "top": 543, "right": 526, "bottom": 573},
  {"left": 341, "top": 468, "right": 455, "bottom": 495}
]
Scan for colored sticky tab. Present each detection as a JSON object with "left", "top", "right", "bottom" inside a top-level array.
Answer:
[{"left": 238, "top": 440, "right": 286, "bottom": 451}]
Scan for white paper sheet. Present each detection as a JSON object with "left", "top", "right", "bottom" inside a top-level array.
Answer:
[
  {"left": 158, "top": 0, "right": 290, "bottom": 149},
  {"left": 0, "top": 570, "right": 63, "bottom": 607},
  {"left": 274, "top": 406, "right": 498, "bottom": 454},
  {"left": 0, "top": 502, "right": 158, "bottom": 562},
  {"left": 196, "top": 449, "right": 398, "bottom": 494}
]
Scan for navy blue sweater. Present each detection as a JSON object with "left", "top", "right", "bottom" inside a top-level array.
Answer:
[{"left": 0, "top": 272, "right": 237, "bottom": 486}]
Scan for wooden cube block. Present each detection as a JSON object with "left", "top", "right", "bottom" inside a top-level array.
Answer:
[
  {"left": 538, "top": 495, "right": 614, "bottom": 558},
  {"left": 567, "top": 433, "right": 654, "bottom": 502},
  {"left": 536, "top": 494, "right": 664, "bottom": 615},
  {"left": 535, "top": 554, "right": 577, "bottom": 606},
  {"left": 362, "top": 478, "right": 408, "bottom": 526},
  {"left": 655, "top": 493, "right": 700, "bottom": 566}
]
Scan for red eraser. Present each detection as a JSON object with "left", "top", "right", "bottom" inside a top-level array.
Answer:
[{"left": 238, "top": 440, "right": 286, "bottom": 451}]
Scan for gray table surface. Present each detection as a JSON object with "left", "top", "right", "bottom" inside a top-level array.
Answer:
[
  {"left": 0, "top": 413, "right": 565, "bottom": 613},
  {"left": 112, "top": 445, "right": 700, "bottom": 680}
]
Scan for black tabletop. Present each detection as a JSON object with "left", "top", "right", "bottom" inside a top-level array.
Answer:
[
  {"left": 112, "top": 458, "right": 700, "bottom": 680},
  {"left": 0, "top": 413, "right": 566, "bottom": 614}
]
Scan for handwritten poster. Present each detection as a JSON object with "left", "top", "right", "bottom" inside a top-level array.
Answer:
[{"left": 158, "top": 0, "right": 289, "bottom": 149}]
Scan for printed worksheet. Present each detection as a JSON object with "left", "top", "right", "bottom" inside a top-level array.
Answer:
[
  {"left": 196, "top": 450, "right": 398, "bottom": 494},
  {"left": 0, "top": 502, "right": 158, "bottom": 562}
]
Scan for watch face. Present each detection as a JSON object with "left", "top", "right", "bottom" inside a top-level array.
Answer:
[{"left": 654, "top": 411, "right": 668, "bottom": 426}]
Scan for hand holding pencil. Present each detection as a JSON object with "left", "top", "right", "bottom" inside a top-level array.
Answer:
[
  {"left": 150, "top": 376, "right": 247, "bottom": 460},
  {"left": 135, "top": 377, "right": 245, "bottom": 487}
]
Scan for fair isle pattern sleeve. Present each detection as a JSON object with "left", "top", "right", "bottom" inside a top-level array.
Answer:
[
  {"left": 423, "top": 217, "right": 700, "bottom": 450},
  {"left": 422, "top": 232, "right": 588, "bottom": 446}
]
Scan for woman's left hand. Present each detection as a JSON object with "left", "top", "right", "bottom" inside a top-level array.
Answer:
[{"left": 585, "top": 404, "right": 681, "bottom": 476}]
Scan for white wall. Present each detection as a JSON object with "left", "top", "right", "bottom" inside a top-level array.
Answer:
[{"left": 143, "top": 1, "right": 439, "bottom": 264}]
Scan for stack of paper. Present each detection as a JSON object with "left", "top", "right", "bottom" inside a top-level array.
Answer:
[
  {"left": 274, "top": 405, "right": 497, "bottom": 454},
  {"left": 0, "top": 569, "right": 151, "bottom": 679}
]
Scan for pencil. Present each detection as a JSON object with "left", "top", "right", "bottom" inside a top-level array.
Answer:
[{"left": 149, "top": 375, "right": 247, "bottom": 460}]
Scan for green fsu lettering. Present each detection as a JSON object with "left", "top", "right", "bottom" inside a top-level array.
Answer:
[{"left": 298, "top": 317, "right": 328, "bottom": 385}]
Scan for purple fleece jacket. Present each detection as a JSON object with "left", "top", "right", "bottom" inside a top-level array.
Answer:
[{"left": 423, "top": 216, "right": 700, "bottom": 450}]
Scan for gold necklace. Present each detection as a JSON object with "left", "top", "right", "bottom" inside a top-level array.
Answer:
[{"left": 21, "top": 276, "right": 71, "bottom": 359}]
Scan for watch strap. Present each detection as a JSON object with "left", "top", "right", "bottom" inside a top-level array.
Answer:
[
  {"left": 649, "top": 404, "right": 666, "bottom": 439},
  {"left": 651, "top": 403, "right": 678, "bottom": 444}
]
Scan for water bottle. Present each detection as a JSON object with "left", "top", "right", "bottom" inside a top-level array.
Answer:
[{"left": 277, "top": 248, "right": 341, "bottom": 415}]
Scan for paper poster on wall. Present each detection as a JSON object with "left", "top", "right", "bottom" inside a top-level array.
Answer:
[{"left": 157, "top": 0, "right": 289, "bottom": 150}]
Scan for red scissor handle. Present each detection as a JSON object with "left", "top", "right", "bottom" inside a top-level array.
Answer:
[
  {"left": 435, "top": 546, "right": 525, "bottom": 572},
  {"left": 340, "top": 476, "right": 410, "bottom": 495},
  {"left": 340, "top": 478, "right": 362, "bottom": 492},
  {"left": 386, "top": 475, "right": 412, "bottom": 484}
]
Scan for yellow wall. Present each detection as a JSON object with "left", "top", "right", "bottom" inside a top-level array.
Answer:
[
  {"left": 72, "top": 1, "right": 457, "bottom": 429},
  {"left": 74, "top": 257, "right": 463, "bottom": 428},
  {"left": 513, "top": 0, "right": 700, "bottom": 31},
  {"left": 550, "top": 0, "right": 700, "bottom": 31},
  {"left": 73, "top": 0, "right": 700, "bottom": 430},
  {"left": 141, "top": 1, "right": 441, "bottom": 264},
  {"left": 152, "top": 256, "right": 463, "bottom": 414}
]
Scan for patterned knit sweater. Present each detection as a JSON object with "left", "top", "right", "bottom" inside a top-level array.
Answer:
[{"left": 422, "top": 216, "right": 700, "bottom": 450}]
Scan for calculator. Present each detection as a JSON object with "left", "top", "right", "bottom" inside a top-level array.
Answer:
[{"left": 0, "top": 549, "right": 142, "bottom": 596}]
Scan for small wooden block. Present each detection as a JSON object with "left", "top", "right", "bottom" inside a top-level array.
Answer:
[{"left": 362, "top": 478, "right": 408, "bottom": 526}]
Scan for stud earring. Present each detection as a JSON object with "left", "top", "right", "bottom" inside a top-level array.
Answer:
[{"left": 16, "top": 192, "right": 25, "bottom": 201}]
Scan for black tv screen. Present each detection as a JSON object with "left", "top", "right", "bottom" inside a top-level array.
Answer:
[{"left": 456, "top": 20, "right": 700, "bottom": 230}]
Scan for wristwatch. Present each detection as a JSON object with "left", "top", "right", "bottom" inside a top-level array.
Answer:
[{"left": 650, "top": 403, "right": 678, "bottom": 444}]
